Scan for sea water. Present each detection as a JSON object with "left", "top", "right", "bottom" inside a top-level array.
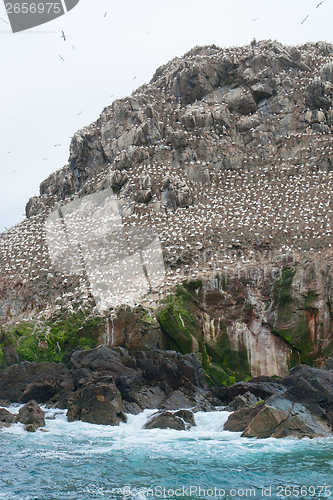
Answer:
[{"left": 0, "top": 405, "right": 332, "bottom": 500}]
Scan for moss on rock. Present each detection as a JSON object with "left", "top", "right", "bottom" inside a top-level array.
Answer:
[{"left": 0, "top": 310, "right": 102, "bottom": 366}]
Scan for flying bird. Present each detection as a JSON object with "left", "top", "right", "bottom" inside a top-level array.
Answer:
[
  {"left": 316, "top": 1, "right": 323, "bottom": 6},
  {"left": 104, "top": 12, "right": 107, "bottom": 17},
  {"left": 61, "top": 31, "right": 66, "bottom": 41},
  {"left": 0, "top": 17, "right": 8, "bottom": 24},
  {"left": 250, "top": 18, "right": 259, "bottom": 21},
  {"left": 59, "top": 55, "right": 65, "bottom": 62},
  {"left": 133, "top": 76, "right": 137, "bottom": 79},
  {"left": 78, "top": 111, "right": 82, "bottom": 115},
  {"left": 54, "top": 144, "right": 61, "bottom": 147},
  {"left": 301, "top": 15, "right": 309, "bottom": 24}
]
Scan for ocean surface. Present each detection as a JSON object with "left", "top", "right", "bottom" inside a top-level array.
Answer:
[{"left": 0, "top": 405, "right": 332, "bottom": 500}]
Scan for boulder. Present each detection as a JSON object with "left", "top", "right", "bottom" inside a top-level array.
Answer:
[
  {"left": 282, "top": 365, "right": 333, "bottom": 413},
  {"left": 226, "top": 391, "right": 262, "bottom": 412},
  {"left": 224, "top": 402, "right": 264, "bottom": 432},
  {"left": 67, "top": 377, "right": 126, "bottom": 426},
  {"left": 158, "top": 387, "right": 213, "bottom": 411},
  {"left": 0, "top": 408, "right": 15, "bottom": 427},
  {"left": 237, "top": 395, "right": 329, "bottom": 439},
  {"left": 173, "top": 409, "right": 196, "bottom": 427},
  {"left": 224, "top": 87, "right": 257, "bottom": 115},
  {"left": 16, "top": 400, "right": 45, "bottom": 432},
  {"left": 69, "top": 347, "right": 206, "bottom": 414},
  {"left": 0, "top": 361, "right": 74, "bottom": 404},
  {"left": 126, "top": 386, "right": 166, "bottom": 410},
  {"left": 143, "top": 409, "right": 195, "bottom": 430},
  {"left": 213, "top": 377, "right": 286, "bottom": 404}
]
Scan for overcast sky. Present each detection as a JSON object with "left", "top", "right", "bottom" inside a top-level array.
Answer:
[{"left": 0, "top": 0, "right": 332, "bottom": 233}]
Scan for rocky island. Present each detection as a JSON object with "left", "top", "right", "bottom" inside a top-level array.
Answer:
[{"left": 1, "top": 40, "right": 333, "bottom": 439}]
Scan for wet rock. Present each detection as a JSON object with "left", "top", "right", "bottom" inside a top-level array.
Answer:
[
  {"left": 16, "top": 400, "right": 45, "bottom": 432},
  {"left": 67, "top": 378, "right": 126, "bottom": 426},
  {"left": 224, "top": 402, "right": 264, "bottom": 432},
  {"left": 241, "top": 395, "right": 329, "bottom": 439},
  {"left": 143, "top": 409, "right": 195, "bottom": 430},
  {"left": 0, "top": 408, "right": 15, "bottom": 426},
  {"left": 173, "top": 409, "right": 196, "bottom": 427}
]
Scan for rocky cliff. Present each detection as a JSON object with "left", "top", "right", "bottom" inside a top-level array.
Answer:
[{"left": 1, "top": 39, "right": 333, "bottom": 384}]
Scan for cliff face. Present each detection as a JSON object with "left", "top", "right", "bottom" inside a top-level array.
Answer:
[{"left": 1, "top": 40, "right": 333, "bottom": 382}]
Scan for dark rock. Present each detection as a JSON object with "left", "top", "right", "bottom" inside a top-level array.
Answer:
[
  {"left": 70, "top": 346, "right": 137, "bottom": 378},
  {"left": 19, "top": 378, "right": 59, "bottom": 404},
  {"left": 173, "top": 409, "right": 196, "bottom": 426},
  {"left": 282, "top": 365, "right": 333, "bottom": 412},
  {"left": 0, "top": 361, "right": 74, "bottom": 404},
  {"left": 213, "top": 378, "right": 286, "bottom": 404},
  {"left": 3, "top": 346, "right": 19, "bottom": 367},
  {"left": 67, "top": 378, "right": 126, "bottom": 426},
  {"left": 0, "top": 408, "right": 15, "bottom": 425},
  {"left": 158, "top": 386, "right": 212, "bottom": 411},
  {"left": 241, "top": 395, "right": 329, "bottom": 439},
  {"left": 226, "top": 391, "right": 262, "bottom": 412},
  {"left": 16, "top": 400, "right": 45, "bottom": 431},
  {"left": 122, "top": 401, "right": 142, "bottom": 415},
  {"left": 127, "top": 386, "right": 166, "bottom": 410},
  {"left": 224, "top": 403, "right": 264, "bottom": 432},
  {"left": 143, "top": 409, "right": 195, "bottom": 430}
]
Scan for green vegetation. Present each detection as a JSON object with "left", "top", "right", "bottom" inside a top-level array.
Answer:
[
  {"left": 156, "top": 284, "right": 201, "bottom": 353},
  {"left": 156, "top": 282, "right": 251, "bottom": 386},
  {"left": 0, "top": 309, "right": 103, "bottom": 367},
  {"left": 206, "top": 333, "right": 251, "bottom": 384},
  {"left": 305, "top": 291, "right": 319, "bottom": 310},
  {"left": 273, "top": 267, "right": 296, "bottom": 307}
]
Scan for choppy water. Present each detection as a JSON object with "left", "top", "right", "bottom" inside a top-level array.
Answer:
[{"left": 0, "top": 405, "right": 332, "bottom": 500}]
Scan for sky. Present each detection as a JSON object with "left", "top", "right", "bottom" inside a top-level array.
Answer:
[{"left": 0, "top": 0, "right": 332, "bottom": 234}]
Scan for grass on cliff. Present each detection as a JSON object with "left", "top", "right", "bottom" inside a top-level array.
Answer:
[
  {"left": 156, "top": 280, "right": 251, "bottom": 386},
  {"left": 0, "top": 309, "right": 103, "bottom": 368}
]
